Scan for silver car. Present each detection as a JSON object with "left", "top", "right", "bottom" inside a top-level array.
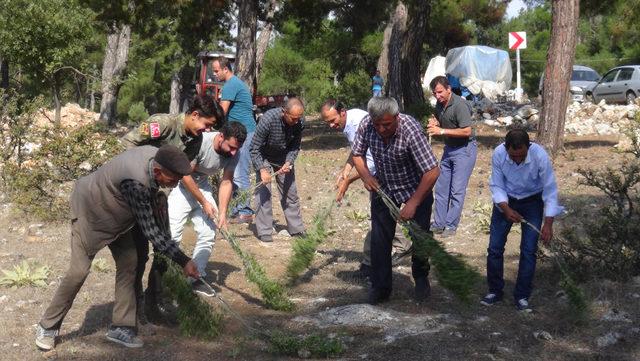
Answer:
[
  {"left": 589, "top": 65, "right": 640, "bottom": 104},
  {"left": 539, "top": 65, "right": 601, "bottom": 102}
]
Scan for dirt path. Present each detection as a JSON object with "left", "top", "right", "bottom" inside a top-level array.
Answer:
[{"left": 0, "top": 120, "right": 638, "bottom": 360}]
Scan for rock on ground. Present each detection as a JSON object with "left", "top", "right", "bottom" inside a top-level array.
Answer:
[{"left": 293, "top": 304, "right": 457, "bottom": 344}]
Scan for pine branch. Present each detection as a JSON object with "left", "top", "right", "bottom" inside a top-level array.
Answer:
[
  {"left": 160, "top": 255, "right": 224, "bottom": 339},
  {"left": 284, "top": 203, "right": 334, "bottom": 285},
  {"left": 221, "top": 228, "right": 295, "bottom": 311},
  {"left": 377, "top": 189, "right": 480, "bottom": 303}
]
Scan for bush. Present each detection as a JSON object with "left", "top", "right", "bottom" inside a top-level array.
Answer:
[
  {"left": 127, "top": 101, "right": 150, "bottom": 124},
  {"left": 1, "top": 122, "right": 122, "bottom": 221},
  {"left": 553, "top": 113, "right": 640, "bottom": 281}
]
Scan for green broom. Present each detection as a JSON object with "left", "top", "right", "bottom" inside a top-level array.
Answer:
[
  {"left": 284, "top": 202, "right": 334, "bottom": 284},
  {"left": 377, "top": 189, "right": 480, "bottom": 303}
]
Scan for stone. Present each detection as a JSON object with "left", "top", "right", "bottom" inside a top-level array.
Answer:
[
  {"left": 27, "top": 224, "right": 44, "bottom": 236},
  {"left": 602, "top": 308, "right": 633, "bottom": 323},
  {"left": 78, "top": 161, "right": 92, "bottom": 171},
  {"left": 596, "top": 331, "right": 623, "bottom": 348},
  {"left": 483, "top": 112, "right": 492, "bottom": 120},
  {"left": 294, "top": 304, "right": 456, "bottom": 344},
  {"left": 533, "top": 330, "right": 553, "bottom": 341},
  {"left": 0, "top": 295, "right": 7, "bottom": 303},
  {"left": 297, "top": 349, "right": 311, "bottom": 358},
  {"left": 277, "top": 229, "right": 291, "bottom": 237}
]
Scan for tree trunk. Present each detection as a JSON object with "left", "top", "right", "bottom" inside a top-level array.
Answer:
[
  {"left": 400, "top": 0, "right": 430, "bottom": 109},
  {"left": 0, "top": 58, "right": 8, "bottom": 90},
  {"left": 235, "top": 0, "right": 258, "bottom": 94},
  {"left": 169, "top": 72, "right": 181, "bottom": 114},
  {"left": 99, "top": 22, "right": 131, "bottom": 125},
  {"left": 377, "top": 20, "right": 394, "bottom": 86},
  {"left": 537, "top": 0, "right": 580, "bottom": 158},
  {"left": 52, "top": 72, "right": 61, "bottom": 127},
  {"left": 387, "top": 2, "right": 407, "bottom": 108},
  {"left": 255, "top": 0, "right": 278, "bottom": 88}
]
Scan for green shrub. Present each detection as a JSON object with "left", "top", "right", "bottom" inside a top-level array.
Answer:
[
  {"left": 127, "top": 101, "right": 150, "bottom": 124},
  {"left": 1, "top": 123, "right": 122, "bottom": 221}
]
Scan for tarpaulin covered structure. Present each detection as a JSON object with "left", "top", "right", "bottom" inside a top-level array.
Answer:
[{"left": 444, "top": 45, "right": 512, "bottom": 101}]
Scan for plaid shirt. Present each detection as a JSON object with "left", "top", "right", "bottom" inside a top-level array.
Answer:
[
  {"left": 352, "top": 113, "right": 438, "bottom": 203},
  {"left": 119, "top": 179, "right": 190, "bottom": 267},
  {"left": 250, "top": 107, "right": 304, "bottom": 170}
]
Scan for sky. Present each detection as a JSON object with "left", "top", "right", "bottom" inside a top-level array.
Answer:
[{"left": 506, "top": 0, "right": 527, "bottom": 19}]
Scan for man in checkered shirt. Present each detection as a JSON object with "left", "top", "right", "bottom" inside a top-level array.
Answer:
[{"left": 352, "top": 97, "right": 440, "bottom": 304}]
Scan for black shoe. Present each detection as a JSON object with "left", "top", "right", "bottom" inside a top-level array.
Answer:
[
  {"left": 290, "top": 231, "right": 307, "bottom": 238},
  {"left": 259, "top": 234, "right": 273, "bottom": 243},
  {"left": 414, "top": 278, "right": 431, "bottom": 303},
  {"left": 367, "top": 288, "right": 391, "bottom": 305}
]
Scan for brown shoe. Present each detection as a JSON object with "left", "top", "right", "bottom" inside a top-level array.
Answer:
[{"left": 230, "top": 214, "right": 253, "bottom": 224}]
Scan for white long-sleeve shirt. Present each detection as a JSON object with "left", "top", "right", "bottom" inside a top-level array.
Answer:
[{"left": 489, "top": 142, "right": 564, "bottom": 218}]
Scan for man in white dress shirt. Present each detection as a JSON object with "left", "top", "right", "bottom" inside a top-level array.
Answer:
[{"left": 481, "top": 129, "right": 564, "bottom": 312}]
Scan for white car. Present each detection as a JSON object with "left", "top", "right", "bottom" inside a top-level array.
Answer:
[
  {"left": 539, "top": 65, "right": 601, "bottom": 103},
  {"left": 589, "top": 65, "right": 640, "bottom": 104}
]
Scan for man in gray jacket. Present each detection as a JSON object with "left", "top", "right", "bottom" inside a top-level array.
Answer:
[{"left": 35, "top": 145, "right": 199, "bottom": 351}]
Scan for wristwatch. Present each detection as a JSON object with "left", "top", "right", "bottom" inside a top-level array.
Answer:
[{"left": 440, "top": 129, "right": 445, "bottom": 135}]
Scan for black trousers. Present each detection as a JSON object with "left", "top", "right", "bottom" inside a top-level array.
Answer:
[{"left": 369, "top": 192, "right": 433, "bottom": 292}]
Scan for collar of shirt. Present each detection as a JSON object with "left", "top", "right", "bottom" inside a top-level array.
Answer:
[{"left": 504, "top": 147, "right": 533, "bottom": 166}]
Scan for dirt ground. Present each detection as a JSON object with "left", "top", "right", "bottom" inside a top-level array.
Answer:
[{"left": 1, "top": 118, "right": 639, "bottom": 360}]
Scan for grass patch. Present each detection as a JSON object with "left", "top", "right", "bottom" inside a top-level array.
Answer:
[
  {"left": 345, "top": 209, "right": 368, "bottom": 222},
  {"left": 378, "top": 190, "right": 480, "bottom": 303},
  {"left": 267, "top": 331, "right": 344, "bottom": 358},
  {"left": 222, "top": 229, "right": 295, "bottom": 311},
  {"left": 0, "top": 260, "right": 49, "bottom": 288},
  {"left": 285, "top": 203, "right": 333, "bottom": 284},
  {"left": 91, "top": 258, "right": 111, "bottom": 273},
  {"left": 160, "top": 255, "right": 224, "bottom": 339}
]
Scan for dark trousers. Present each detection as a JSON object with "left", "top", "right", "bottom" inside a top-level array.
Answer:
[
  {"left": 369, "top": 192, "right": 433, "bottom": 292},
  {"left": 486, "top": 193, "right": 543, "bottom": 301}
]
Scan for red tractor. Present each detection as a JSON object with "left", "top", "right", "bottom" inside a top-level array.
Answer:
[{"left": 193, "top": 51, "right": 291, "bottom": 120}]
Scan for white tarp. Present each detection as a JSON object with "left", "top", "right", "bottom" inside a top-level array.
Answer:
[
  {"left": 422, "top": 56, "right": 446, "bottom": 89},
  {"left": 445, "top": 45, "right": 512, "bottom": 101}
]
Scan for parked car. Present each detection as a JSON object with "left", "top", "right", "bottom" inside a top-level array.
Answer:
[
  {"left": 539, "top": 65, "right": 601, "bottom": 102},
  {"left": 589, "top": 65, "right": 640, "bottom": 104}
]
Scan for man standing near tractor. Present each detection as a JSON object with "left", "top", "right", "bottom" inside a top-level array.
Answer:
[{"left": 212, "top": 57, "right": 257, "bottom": 224}]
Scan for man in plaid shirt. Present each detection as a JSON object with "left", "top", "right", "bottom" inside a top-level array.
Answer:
[{"left": 352, "top": 97, "right": 440, "bottom": 304}]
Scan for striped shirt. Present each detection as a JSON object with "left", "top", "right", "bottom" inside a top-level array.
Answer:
[
  {"left": 352, "top": 113, "right": 439, "bottom": 203},
  {"left": 250, "top": 107, "right": 304, "bottom": 170}
]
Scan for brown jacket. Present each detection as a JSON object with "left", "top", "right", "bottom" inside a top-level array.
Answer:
[{"left": 71, "top": 146, "right": 157, "bottom": 255}]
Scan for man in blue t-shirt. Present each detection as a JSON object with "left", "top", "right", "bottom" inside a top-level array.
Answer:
[
  {"left": 212, "top": 57, "right": 256, "bottom": 223},
  {"left": 371, "top": 70, "right": 384, "bottom": 97}
]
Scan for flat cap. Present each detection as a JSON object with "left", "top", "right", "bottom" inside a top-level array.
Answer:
[{"left": 154, "top": 144, "right": 192, "bottom": 176}]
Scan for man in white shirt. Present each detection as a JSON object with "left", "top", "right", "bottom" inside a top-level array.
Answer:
[
  {"left": 481, "top": 129, "right": 564, "bottom": 312},
  {"left": 319, "top": 99, "right": 412, "bottom": 278},
  {"left": 168, "top": 121, "right": 246, "bottom": 296}
]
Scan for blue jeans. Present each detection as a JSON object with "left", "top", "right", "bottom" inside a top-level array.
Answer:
[
  {"left": 486, "top": 193, "right": 543, "bottom": 301},
  {"left": 369, "top": 192, "right": 432, "bottom": 293},
  {"left": 231, "top": 131, "right": 254, "bottom": 216},
  {"left": 432, "top": 140, "right": 477, "bottom": 230},
  {"left": 372, "top": 89, "right": 382, "bottom": 97}
]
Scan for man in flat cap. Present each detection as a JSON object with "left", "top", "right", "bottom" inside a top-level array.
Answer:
[{"left": 35, "top": 145, "right": 199, "bottom": 351}]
